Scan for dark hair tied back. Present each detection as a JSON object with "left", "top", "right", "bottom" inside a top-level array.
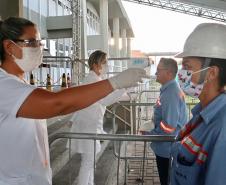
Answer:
[{"left": 0, "top": 17, "right": 35, "bottom": 61}]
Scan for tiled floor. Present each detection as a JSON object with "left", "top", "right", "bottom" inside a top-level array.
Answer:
[{"left": 119, "top": 141, "right": 161, "bottom": 185}]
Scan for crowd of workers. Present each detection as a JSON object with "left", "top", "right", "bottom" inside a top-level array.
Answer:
[{"left": 0, "top": 16, "right": 226, "bottom": 185}]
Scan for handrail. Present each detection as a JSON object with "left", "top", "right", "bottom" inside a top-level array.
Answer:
[
  {"left": 43, "top": 56, "right": 89, "bottom": 68},
  {"left": 115, "top": 101, "right": 131, "bottom": 112},
  {"left": 112, "top": 102, "right": 155, "bottom": 134},
  {"left": 49, "top": 132, "right": 176, "bottom": 148},
  {"left": 112, "top": 102, "right": 159, "bottom": 161},
  {"left": 138, "top": 90, "right": 160, "bottom": 103},
  {"left": 49, "top": 132, "right": 177, "bottom": 185},
  {"left": 43, "top": 56, "right": 72, "bottom": 59},
  {"left": 105, "top": 108, "right": 131, "bottom": 127}
]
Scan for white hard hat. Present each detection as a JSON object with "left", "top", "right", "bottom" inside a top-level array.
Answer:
[{"left": 175, "top": 23, "right": 226, "bottom": 59}]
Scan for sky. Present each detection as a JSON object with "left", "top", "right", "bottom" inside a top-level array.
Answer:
[{"left": 122, "top": 1, "right": 218, "bottom": 53}]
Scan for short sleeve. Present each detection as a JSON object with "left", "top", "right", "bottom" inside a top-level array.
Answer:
[{"left": 0, "top": 71, "right": 36, "bottom": 117}]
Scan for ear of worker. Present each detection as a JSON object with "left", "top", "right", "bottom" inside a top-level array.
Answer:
[{"left": 108, "top": 68, "right": 150, "bottom": 89}]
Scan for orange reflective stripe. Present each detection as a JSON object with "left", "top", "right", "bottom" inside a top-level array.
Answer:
[{"left": 160, "top": 121, "right": 176, "bottom": 134}]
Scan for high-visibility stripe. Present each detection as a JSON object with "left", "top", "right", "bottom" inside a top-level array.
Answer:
[
  {"left": 181, "top": 135, "right": 208, "bottom": 164},
  {"left": 160, "top": 121, "right": 176, "bottom": 134},
  {"left": 188, "top": 135, "right": 202, "bottom": 147},
  {"left": 196, "top": 150, "right": 208, "bottom": 164},
  {"left": 182, "top": 136, "right": 200, "bottom": 155}
]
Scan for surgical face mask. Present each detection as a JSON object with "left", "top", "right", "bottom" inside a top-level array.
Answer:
[
  {"left": 178, "top": 67, "right": 209, "bottom": 98},
  {"left": 12, "top": 44, "right": 43, "bottom": 72}
]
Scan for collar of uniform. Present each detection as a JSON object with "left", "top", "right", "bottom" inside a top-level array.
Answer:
[
  {"left": 89, "top": 70, "right": 98, "bottom": 77},
  {"left": 191, "top": 103, "right": 202, "bottom": 118},
  {"left": 89, "top": 70, "right": 102, "bottom": 78},
  {"left": 88, "top": 70, "right": 103, "bottom": 82},
  {"left": 160, "top": 79, "right": 176, "bottom": 93},
  {"left": 194, "top": 93, "right": 226, "bottom": 125},
  {"left": 0, "top": 67, "right": 26, "bottom": 83}
]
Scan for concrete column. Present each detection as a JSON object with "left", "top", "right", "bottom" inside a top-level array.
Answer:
[
  {"left": 121, "top": 29, "right": 127, "bottom": 68},
  {"left": 81, "top": 0, "right": 88, "bottom": 59},
  {"left": 80, "top": 0, "right": 88, "bottom": 82},
  {"left": 127, "top": 37, "right": 132, "bottom": 57},
  {"left": 113, "top": 17, "right": 120, "bottom": 58},
  {"left": 100, "top": 0, "right": 109, "bottom": 54},
  {"left": 121, "top": 29, "right": 127, "bottom": 57}
]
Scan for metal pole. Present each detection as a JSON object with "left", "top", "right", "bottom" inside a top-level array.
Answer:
[
  {"left": 124, "top": 159, "right": 127, "bottom": 185},
  {"left": 69, "top": 138, "right": 72, "bottom": 185},
  {"left": 141, "top": 141, "right": 147, "bottom": 185},
  {"left": 117, "top": 141, "right": 121, "bottom": 185},
  {"left": 93, "top": 139, "right": 96, "bottom": 184}
]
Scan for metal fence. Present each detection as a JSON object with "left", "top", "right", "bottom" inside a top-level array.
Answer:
[
  {"left": 49, "top": 94, "right": 197, "bottom": 185},
  {"left": 25, "top": 56, "right": 89, "bottom": 90},
  {"left": 49, "top": 132, "right": 176, "bottom": 185}
]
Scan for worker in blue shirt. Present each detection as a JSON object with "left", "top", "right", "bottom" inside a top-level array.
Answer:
[
  {"left": 141, "top": 58, "right": 188, "bottom": 185},
  {"left": 170, "top": 22, "right": 226, "bottom": 185}
]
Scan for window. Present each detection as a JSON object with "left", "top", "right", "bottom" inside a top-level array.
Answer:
[
  {"left": 40, "top": 0, "right": 47, "bottom": 16},
  {"left": 49, "top": 0, "right": 56, "bottom": 16}
]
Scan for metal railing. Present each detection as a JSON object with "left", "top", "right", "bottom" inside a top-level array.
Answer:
[
  {"left": 112, "top": 102, "right": 157, "bottom": 184},
  {"left": 25, "top": 56, "right": 90, "bottom": 88},
  {"left": 49, "top": 132, "right": 176, "bottom": 185},
  {"left": 27, "top": 56, "right": 153, "bottom": 90},
  {"left": 136, "top": 90, "right": 198, "bottom": 120},
  {"left": 112, "top": 102, "right": 154, "bottom": 135},
  {"left": 110, "top": 98, "right": 197, "bottom": 184},
  {"left": 49, "top": 92, "right": 197, "bottom": 184}
]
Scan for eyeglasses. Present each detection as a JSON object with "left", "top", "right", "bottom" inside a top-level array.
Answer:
[{"left": 13, "top": 39, "right": 45, "bottom": 47}]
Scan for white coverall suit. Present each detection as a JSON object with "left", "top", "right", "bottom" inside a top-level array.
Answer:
[{"left": 69, "top": 71, "right": 129, "bottom": 185}]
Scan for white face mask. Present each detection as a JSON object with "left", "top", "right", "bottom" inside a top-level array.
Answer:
[
  {"left": 178, "top": 68, "right": 209, "bottom": 98},
  {"left": 12, "top": 45, "right": 43, "bottom": 72}
]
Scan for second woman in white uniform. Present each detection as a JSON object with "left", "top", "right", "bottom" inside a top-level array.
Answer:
[{"left": 69, "top": 50, "right": 130, "bottom": 185}]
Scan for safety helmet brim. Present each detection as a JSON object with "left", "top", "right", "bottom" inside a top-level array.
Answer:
[{"left": 175, "top": 23, "right": 226, "bottom": 59}]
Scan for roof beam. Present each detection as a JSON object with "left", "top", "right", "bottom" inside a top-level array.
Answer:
[{"left": 123, "top": 0, "right": 226, "bottom": 22}]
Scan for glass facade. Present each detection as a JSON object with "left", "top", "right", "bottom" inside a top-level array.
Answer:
[
  {"left": 23, "top": 0, "right": 102, "bottom": 58},
  {"left": 86, "top": 8, "right": 100, "bottom": 36}
]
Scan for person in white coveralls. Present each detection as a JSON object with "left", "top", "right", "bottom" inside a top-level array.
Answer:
[{"left": 69, "top": 50, "right": 131, "bottom": 185}]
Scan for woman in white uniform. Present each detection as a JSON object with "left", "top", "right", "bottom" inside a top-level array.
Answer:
[
  {"left": 69, "top": 50, "right": 130, "bottom": 185},
  {"left": 0, "top": 17, "right": 148, "bottom": 185}
]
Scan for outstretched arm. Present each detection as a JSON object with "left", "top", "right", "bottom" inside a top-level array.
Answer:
[{"left": 17, "top": 79, "right": 113, "bottom": 119}]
